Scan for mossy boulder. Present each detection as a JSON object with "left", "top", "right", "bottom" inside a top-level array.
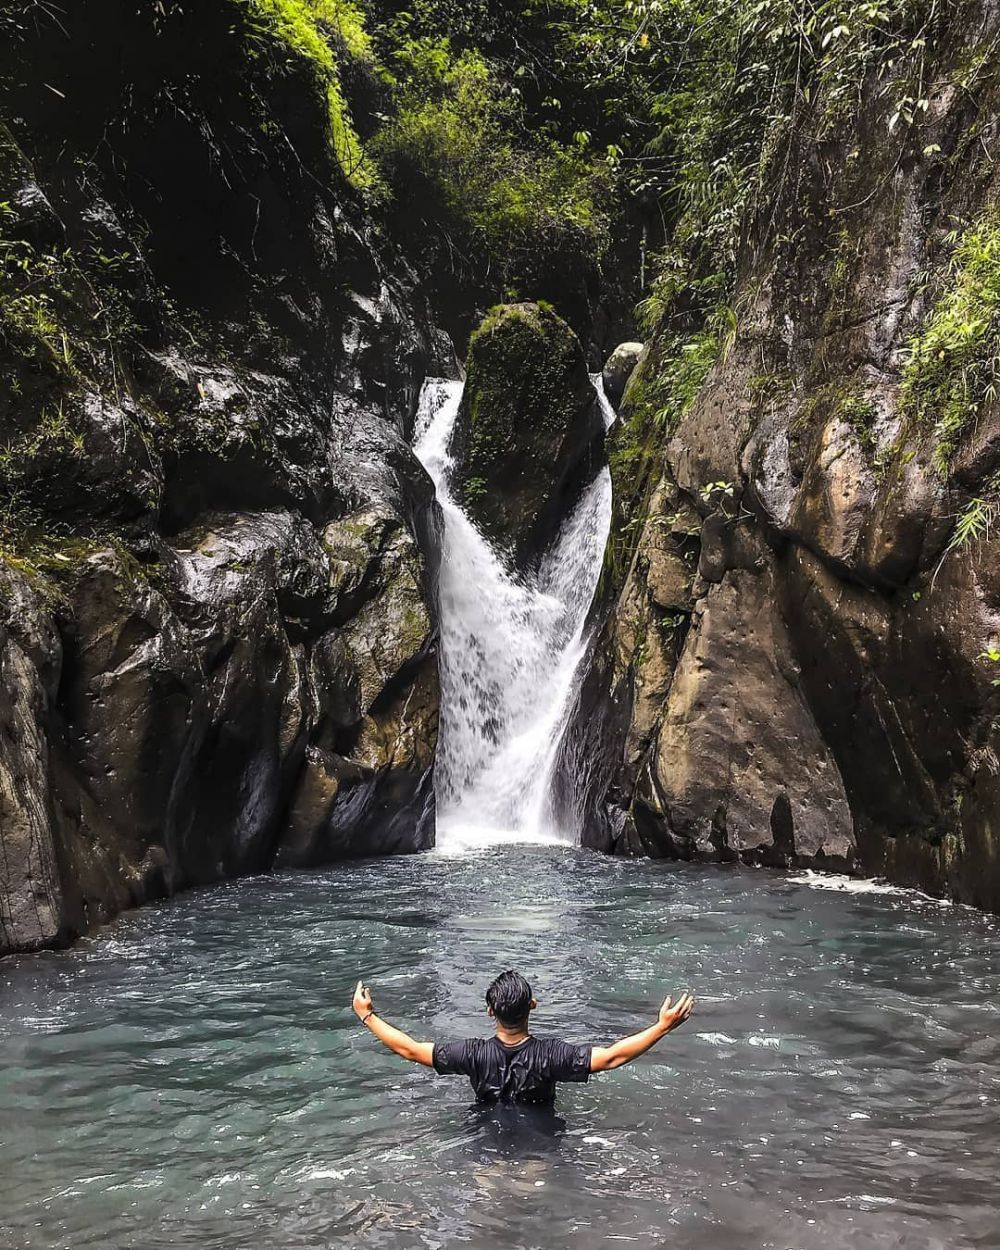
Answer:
[
  {"left": 453, "top": 302, "right": 603, "bottom": 568},
  {"left": 602, "top": 341, "right": 644, "bottom": 404}
]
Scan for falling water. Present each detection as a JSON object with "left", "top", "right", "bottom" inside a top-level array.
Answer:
[{"left": 413, "top": 376, "right": 613, "bottom": 851}]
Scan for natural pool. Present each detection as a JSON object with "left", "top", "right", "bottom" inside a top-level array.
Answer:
[{"left": 1, "top": 845, "right": 997, "bottom": 1249}]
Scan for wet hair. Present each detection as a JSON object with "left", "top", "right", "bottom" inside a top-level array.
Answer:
[{"left": 485, "top": 970, "right": 533, "bottom": 1027}]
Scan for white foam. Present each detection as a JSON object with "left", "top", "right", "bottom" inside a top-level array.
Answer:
[
  {"left": 430, "top": 821, "right": 564, "bottom": 856},
  {"left": 787, "top": 870, "right": 952, "bottom": 906},
  {"left": 836, "top": 1194, "right": 898, "bottom": 1206}
]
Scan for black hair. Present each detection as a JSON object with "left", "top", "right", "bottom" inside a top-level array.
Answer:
[{"left": 485, "top": 970, "right": 533, "bottom": 1027}]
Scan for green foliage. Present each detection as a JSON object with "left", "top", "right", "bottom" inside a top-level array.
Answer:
[
  {"left": 463, "top": 475, "right": 488, "bottom": 504},
  {"left": 0, "top": 154, "right": 143, "bottom": 385},
  {"left": 977, "top": 644, "right": 1000, "bottom": 688},
  {"left": 650, "top": 330, "right": 721, "bottom": 432},
  {"left": 626, "top": 301, "right": 734, "bottom": 453},
  {"left": 948, "top": 478, "right": 1000, "bottom": 554},
  {"left": 840, "top": 394, "right": 878, "bottom": 452},
  {"left": 610, "top": 322, "right": 719, "bottom": 474},
  {"left": 0, "top": 402, "right": 84, "bottom": 463},
  {"left": 243, "top": 0, "right": 938, "bottom": 322},
  {"left": 633, "top": 0, "right": 936, "bottom": 336},
  {"left": 375, "top": 43, "right": 613, "bottom": 295},
  {"left": 0, "top": 203, "right": 73, "bottom": 367},
  {"left": 699, "top": 480, "right": 735, "bottom": 504},
  {"left": 901, "top": 211, "right": 1000, "bottom": 470},
  {"left": 604, "top": 311, "right": 725, "bottom": 584},
  {"left": 245, "top": 0, "right": 380, "bottom": 191}
]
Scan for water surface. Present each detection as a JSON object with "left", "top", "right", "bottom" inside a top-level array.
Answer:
[{"left": 1, "top": 847, "right": 998, "bottom": 1249}]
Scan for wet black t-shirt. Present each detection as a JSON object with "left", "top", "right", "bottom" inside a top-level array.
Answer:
[{"left": 432, "top": 1036, "right": 592, "bottom": 1104}]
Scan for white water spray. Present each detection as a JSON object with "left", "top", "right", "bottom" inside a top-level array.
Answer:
[{"left": 413, "top": 376, "right": 614, "bottom": 852}]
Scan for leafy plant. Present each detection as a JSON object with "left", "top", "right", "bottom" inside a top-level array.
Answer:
[
  {"left": 900, "top": 211, "right": 1000, "bottom": 470},
  {"left": 977, "top": 648, "right": 1000, "bottom": 688},
  {"left": 947, "top": 492, "right": 999, "bottom": 553},
  {"left": 699, "top": 480, "right": 735, "bottom": 503},
  {"left": 245, "top": 0, "right": 381, "bottom": 191},
  {"left": 375, "top": 42, "right": 614, "bottom": 295}
]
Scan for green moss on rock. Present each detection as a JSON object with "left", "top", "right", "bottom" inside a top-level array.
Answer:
[
  {"left": 455, "top": 301, "right": 601, "bottom": 567},
  {"left": 603, "top": 325, "right": 719, "bottom": 590}
]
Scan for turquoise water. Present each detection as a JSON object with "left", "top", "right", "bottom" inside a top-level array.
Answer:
[{"left": 1, "top": 846, "right": 998, "bottom": 1249}]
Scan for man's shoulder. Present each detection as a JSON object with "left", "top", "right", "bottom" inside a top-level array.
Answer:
[
  {"left": 434, "top": 1036, "right": 492, "bottom": 1060},
  {"left": 432, "top": 1036, "right": 484, "bottom": 1075},
  {"left": 532, "top": 1036, "right": 592, "bottom": 1081}
]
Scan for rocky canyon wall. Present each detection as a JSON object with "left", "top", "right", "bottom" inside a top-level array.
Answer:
[
  {"left": 580, "top": 0, "right": 1000, "bottom": 909},
  {"left": 0, "top": 0, "right": 452, "bottom": 955},
  {"left": 4, "top": 0, "right": 1000, "bottom": 959}
]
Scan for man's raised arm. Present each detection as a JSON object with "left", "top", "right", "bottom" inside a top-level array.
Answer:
[
  {"left": 352, "top": 980, "right": 435, "bottom": 1067},
  {"left": 590, "top": 992, "right": 694, "bottom": 1073}
]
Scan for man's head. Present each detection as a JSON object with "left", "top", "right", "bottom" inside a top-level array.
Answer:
[{"left": 485, "top": 969, "right": 536, "bottom": 1029}]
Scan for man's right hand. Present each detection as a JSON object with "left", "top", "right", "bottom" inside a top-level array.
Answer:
[
  {"left": 658, "top": 992, "right": 695, "bottom": 1033},
  {"left": 353, "top": 979, "right": 374, "bottom": 1019}
]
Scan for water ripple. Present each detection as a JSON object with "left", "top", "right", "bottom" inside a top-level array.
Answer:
[{"left": 1, "top": 849, "right": 998, "bottom": 1249}]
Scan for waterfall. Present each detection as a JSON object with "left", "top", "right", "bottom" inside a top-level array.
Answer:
[{"left": 413, "top": 376, "right": 614, "bottom": 852}]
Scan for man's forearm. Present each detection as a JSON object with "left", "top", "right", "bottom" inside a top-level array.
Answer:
[
  {"left": 591, "top": 992, "right": 694, "bottom": 1072},
  {"left": 603, "top": 1021, "right": 669, "bottom": 1068},
  {"left": 591, "top": 1019, "right": 673, "bottom": 1072},
  {"left": 362, "top": 1012, "right": 434, "bottom": 1066},
  {"left": 366, "top": 1012, "right": 416, "bottom": 1053}
]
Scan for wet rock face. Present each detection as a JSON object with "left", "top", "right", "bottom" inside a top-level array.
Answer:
[
  {"left": 0, "top": 502, "right": 441, "bottom": 958},
  {"left": 646, "top": 560, "right": 852, "bottom": 866},
  {"left": 453, "top": 302, "right": 604, "bottom": 570},
  {"left": 0, "top": 1, "right": 445, "bottom": 955},
  {"left": 595, "top": 0, "right": 1000, "bottom": 906},
  {"left": 0, "top": 567, "right": 64, "bottom": 953},
  {"left": 275, "top": 504, "right": 439, "bottom": 868}
]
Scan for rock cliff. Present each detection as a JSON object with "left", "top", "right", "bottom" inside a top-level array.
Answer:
[
  {"left": 0, "top": 0, "right": 451, "bottom": 954},
  {"left": 4, "top": 0, "right": 1000, "bottom": 956},
  {"left": 580, "top": 0, "right": 1000, "bottom": 908}
]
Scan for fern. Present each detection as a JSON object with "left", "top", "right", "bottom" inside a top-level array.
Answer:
[{"left": 948, "top": 495, "right": 998, "bottom": 551}]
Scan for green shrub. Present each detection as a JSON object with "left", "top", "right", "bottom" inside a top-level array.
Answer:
[
  {"left": 375, "top": 45, "right": 613, "bottom": 295},
  {"left": 246, "top": 0, "right": 380, "bottom": 192},
  {"left": 900, "top": 212, "right": 1000, "bottom": 470}
]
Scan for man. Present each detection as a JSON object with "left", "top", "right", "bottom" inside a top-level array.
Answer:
[{"left": 351, "top": 969, "right": 694, "bottom": 1105}]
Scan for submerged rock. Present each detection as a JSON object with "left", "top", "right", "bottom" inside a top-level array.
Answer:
[{"left": 453, "top": 302, "right": 603, "bottom": 570}]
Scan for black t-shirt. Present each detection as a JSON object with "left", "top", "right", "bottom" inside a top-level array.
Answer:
[{"left": 432, "top": 1036, "right": 592, "bottom": 1105}]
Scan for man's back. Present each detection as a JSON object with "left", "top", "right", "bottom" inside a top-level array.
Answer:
[{"left": 433, "top": 1035, "right": 592, "bottom": 1105}]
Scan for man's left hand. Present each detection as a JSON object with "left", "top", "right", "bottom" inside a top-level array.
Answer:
[{"left": 353, "top": 979, "right": 374, "bottom": 1019}]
